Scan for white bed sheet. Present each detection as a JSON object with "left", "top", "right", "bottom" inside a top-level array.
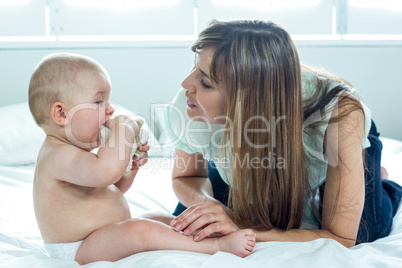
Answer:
[{"left": 0, "top": 138, "right": 401, "bottom": 268}]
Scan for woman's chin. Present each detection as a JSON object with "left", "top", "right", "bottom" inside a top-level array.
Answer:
[
  {"left": 186, "top": 108, "right": 206, "bottom": 122},
  {"left": 186, "top": 110, "right": 225, "bottom": 125}
]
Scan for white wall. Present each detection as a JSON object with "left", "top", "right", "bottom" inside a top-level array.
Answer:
[
  {"left": 0, "top": 0, "right": 401, "bottom": 140},
  {"left": 0, "top": 46, "right": 193, "bottom": 125},
  {"left": 297, "top": 44, "right": 402, "bottom": 140}
]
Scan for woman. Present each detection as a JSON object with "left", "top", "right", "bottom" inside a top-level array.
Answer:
[{"left": 164, "top": 20, "right": 402, "bottom": 247}]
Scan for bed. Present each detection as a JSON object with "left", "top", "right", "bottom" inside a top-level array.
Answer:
[{"left": 1, "top": 103, "right": 401, "bottom": 267}]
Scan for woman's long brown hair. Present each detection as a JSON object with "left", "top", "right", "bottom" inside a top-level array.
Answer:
[
  {"left": 192, "top": 20, "right": 307, "bottom": 230},
  {"left": 191, "top": 20, "right": 364, "bottom": 232}
]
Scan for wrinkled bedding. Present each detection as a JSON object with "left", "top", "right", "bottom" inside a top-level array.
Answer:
[{"left": 0, "top": 137, "right": 401, "bottom": 268}]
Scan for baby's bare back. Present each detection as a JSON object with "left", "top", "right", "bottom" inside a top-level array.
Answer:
[
  {"left": 34, "top": 178, "right": 131, "bottom": 243},
  {"left": 33, "top": 139, "right": 131, "bottom": 243}
]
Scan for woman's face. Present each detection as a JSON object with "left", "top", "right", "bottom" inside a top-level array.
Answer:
[{"left": 181, "top": 47, "right": 227, "bottom": 124}]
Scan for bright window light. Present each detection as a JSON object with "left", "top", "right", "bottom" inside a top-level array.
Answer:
[
  {"left": 349, "top": 0, "right": 402, "bottom": 10},
  {"left": 0, "top": 36, "right": 57, "bottom": 42},
  {"left": 45, "top": 5, "right": 50, "bottom": 36},
  {"left": 332, "top": 5, "right": 336, "bottom": 35},
  {"left": 0, "top": 0, "right": 30, "bottom": 5},
  {"left": 212, "top": 0, "right": 320, "bottom": 9},
  {"left": 64, "top": 0, "right": 180, "bottom": 10},
  {"left": 291, "top": 34, "right": 342, "bottom": 41},
  {"left": 343, "top": 34, "right": 402, "bottom": 41},
  {"left": 57, "top": 35, "right": 196, "bottom": 42}
]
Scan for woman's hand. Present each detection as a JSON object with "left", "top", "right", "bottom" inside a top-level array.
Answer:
[{"left": 170, "top": 201, "right": 240, "bottom": 241}]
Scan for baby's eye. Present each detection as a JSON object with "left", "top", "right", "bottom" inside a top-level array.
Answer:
[{"left": 95, "top": 100, "right": 105, "bottom": 107}]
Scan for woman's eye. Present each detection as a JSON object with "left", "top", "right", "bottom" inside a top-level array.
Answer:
[
  {"left": 96, "top": 100, "right": 104, "bottom": 105},
  {"left": 200, "top": 79, "right": 212, "bottom": 89}
]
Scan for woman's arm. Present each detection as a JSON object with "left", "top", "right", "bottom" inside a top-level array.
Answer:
[
  {"left": 171, "top": 148, "right": 240, "bottom": 239},
  {"left": 319, "top": 99, "right": 366, "bottom": 247},
  {"left": 172, "top": 148, "right": 214, "bottom": 206},
  {"left": 176, "top": 96, "right": 365, "bottom": 246},
  {"left": 255, "top": 99, "right": 366, "bottom": 248}
]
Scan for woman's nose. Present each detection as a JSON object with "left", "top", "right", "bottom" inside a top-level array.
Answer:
[{"left": 181, "top": 67, "right": 196, "bottom": 92}]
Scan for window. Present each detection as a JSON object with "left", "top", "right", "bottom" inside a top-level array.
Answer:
[
  {"left": 0, "top": 0, "right": 46, "bottom": 36},
  {"left": 348, "top": 0, "right": 402, "bottom": 35},
  {"left": 52, "top": 0, "right": 194, "bottom": 36},
  {"left": 199, "top": 0, "right": 331, "bottom": 35},
  {"left": 0, "top": 0, "right": 401, "bottom": 45}
]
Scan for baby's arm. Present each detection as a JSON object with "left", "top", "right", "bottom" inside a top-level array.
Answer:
[
  {"left": 100, "top": 118, "right": 149, "bottom": 179},
  {"left": 95, "top": 116, "right": 139, "bottom": 185},
  {"left": 114, "top": 144, "right": 149, "bottom": 193},
  {"left": 56, "top": 115, "right": 139, "bottom": 187}
]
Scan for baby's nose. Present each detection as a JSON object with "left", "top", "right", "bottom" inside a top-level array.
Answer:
[{"left": 106, "top": 103, "right": 116, "bottom": 116}]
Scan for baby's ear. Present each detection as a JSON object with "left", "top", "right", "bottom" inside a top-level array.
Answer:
[{"left": 51, "top": 102, "right": 68, "bottom": 126}]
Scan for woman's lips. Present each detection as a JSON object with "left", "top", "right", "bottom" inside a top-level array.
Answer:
[{"left": 186, "top": 97, "right": 196, "bottom": 109}]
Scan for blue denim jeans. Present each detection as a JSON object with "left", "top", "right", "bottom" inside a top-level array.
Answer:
[
  {"left": 173, "top": 120, "right": 402, "bottom": 244},
  {"left": 355, "top": 120, "right": 402, "bottom": 243}
]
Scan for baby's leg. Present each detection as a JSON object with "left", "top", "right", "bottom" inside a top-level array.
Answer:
[
  {"left": 136, "top": 211, "right": 175, "bottom": 225},
  {"left": 75, "top": 218, "right": 255, "bottom": 264}
]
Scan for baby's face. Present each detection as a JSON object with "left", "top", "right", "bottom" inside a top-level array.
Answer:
[{"left": 64, "top": 70, "right": 114, "bottom": 150}]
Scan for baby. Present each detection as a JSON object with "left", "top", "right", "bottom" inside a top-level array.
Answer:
[{"left": 29, "top": 53, "right": 256, "bottom": 265}]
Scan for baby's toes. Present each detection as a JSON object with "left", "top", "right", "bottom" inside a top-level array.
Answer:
[
  {"left": 243, "top": 229, "right": 256, "bottom": 242},
  {"left": 246, "top": 245, "right": 254, "bottom": 252},
  {"left": 242, "top": 229, "right": 254, "bottom": 236},
  {"left": 241, "top": 247, "right": 253, "bottom": 257}
]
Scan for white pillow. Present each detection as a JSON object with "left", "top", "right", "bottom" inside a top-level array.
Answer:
[
  {"left": 0, "top": 103, "right": 45, "bottom": 166},
  {"left": 0, "top": 102, "right": 164, "bottom": 166}
]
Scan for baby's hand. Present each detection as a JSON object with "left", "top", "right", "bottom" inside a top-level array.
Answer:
[
  {"left": 106, "top": 115, "right": 138, "bottom": 134},
  {"left": 101, "top": 115, "right": 148, "bottom": 179},
  {"left": 131, "top": 143, "right": 149, "bottom": 169}
]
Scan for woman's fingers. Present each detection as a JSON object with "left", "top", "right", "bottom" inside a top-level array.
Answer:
[
  {"left": 193, "top": 222, "right": 221, "bottom": 241},
  {"left": 193, "top": 218, "right": 239, "bottom": 242},
  {"left": 170, "top": 201, "right": 239, "bottom": 241},
  {"left": 171, "top": 201, "right": 223, "bottom": 230},
  {"left": 170, "top": 203, "right": 206, "bottom": 232},
  {"left": 181, "top": 212, "right": 225, "bottom": 236},
  {"left": 169, "top": 203, "right": 199, "bottom": 227}
]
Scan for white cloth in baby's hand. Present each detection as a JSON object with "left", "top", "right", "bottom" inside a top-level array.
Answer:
[{"left": 99, "top": 117, "right": 149, "bottom": 178}]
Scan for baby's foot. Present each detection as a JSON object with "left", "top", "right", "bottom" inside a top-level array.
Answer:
[{"left": 217, "top": 229, "right": 256, "bottom": 257}]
